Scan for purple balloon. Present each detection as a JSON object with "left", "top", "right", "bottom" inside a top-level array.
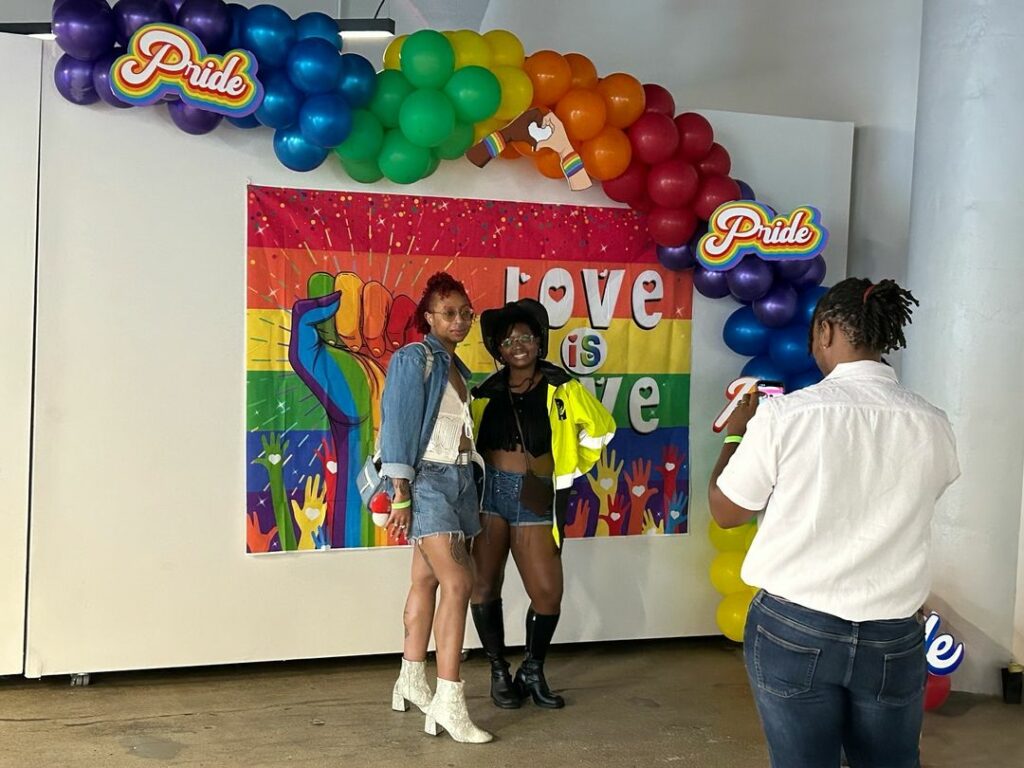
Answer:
[
  {"left": 54, "top": 0, "right": 117, "bottom": 61},
  {"left": 774, "top": 258, "right": 813, "bottom": 284},
  {"left": 736, "top": 179, "right": 755, "bottom": 201},
  {"left": 693, "top": 266, "right": 731, "bottom": 299},
  {"left": 657, "top": 242, "right": 696, "bottom": 271},
  {"left": 91, "top": 50, "right": 132, "bottom": 107},
  {"left": 753, "top": 282, "right": 799, "bottom": 328},
  {"left": 792, "top": 255, "right": 827, "bottom": 289},
  {"left": 54, "top": 53, "right": 99, "bottom": 105},
  {"left": 168, "top": 100, "right": 223, "bottom": 134},
  {"left": 163, "top": 0, "right": 186, "bottom": 14},
  {"left": 177, "top": 0, "right": 231, "bottom": 53},
  {"left": 112, "top": 0, "right": 171, "bottom": 46},
  {"left": 727, "top": 255, "right": 773, "bottom": 302}
]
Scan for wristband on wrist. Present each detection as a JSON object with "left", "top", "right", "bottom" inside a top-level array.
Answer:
[
  {"left": 724, "top": 435, "right": 743, "bottom": 445},
  {"left": 391, "top": 499, "right": 412, "bottom": 510},
  {"left": 482, "top": 131, "right": 507, "bottom": 158},
  {"left": 561, "top": 151, "right": 584, "bottom": 177}
]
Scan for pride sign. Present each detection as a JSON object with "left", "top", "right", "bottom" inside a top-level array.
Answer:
[
  {"left": 111, "top": 24, "right": 263, "bottom": 116},
  {"left": 697, "top": 201, "right": 828, "bottom": 271}
]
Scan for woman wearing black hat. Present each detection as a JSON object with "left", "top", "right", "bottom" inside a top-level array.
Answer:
[{"left": 470, "top": 299, "right": 616, "bottom": 710}]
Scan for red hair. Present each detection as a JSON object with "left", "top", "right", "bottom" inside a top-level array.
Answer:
[{"left": 414, "top": 272, "right": 470, "bottom": 334}]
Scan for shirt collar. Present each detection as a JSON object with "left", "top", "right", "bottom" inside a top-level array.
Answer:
[
  {"left": 424, "top": 333, "right": 471, "bottom": 379},
  {"left": 824, "top": 359, "right": 899, "bottom": 383}
]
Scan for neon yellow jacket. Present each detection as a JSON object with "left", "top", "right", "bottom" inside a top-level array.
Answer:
[{"left": 471, "top": 361, "right": 616, "bottom": 546}]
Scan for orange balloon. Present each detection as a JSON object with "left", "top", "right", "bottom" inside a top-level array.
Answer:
[
  {"left": 597, "top": 72, "right": 646, "bottom": 129},
  {"left": 564, "top": 52, "right": 598, "bottom": 89},
  {"left": 523, "top": 50, "right": 572, "bottom": 106},
  {"left": 555, "top": 88, "right": 607, "bottom": 143},
  {"left": 533, "top": 148, "right": 565, "bottom": 179},
  {"left": 500, "top": 144, "right": 520, "bottom": 160},
  {"left": 580, "top": 125, "right": 632, "bottom": 180},
  {"left": 511, "top": 140, "right": 534, "bottom": 157}
]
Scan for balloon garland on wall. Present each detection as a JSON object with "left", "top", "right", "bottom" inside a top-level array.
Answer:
[{"left": 51, "top": 0, "right": 833, "bottom": 644}]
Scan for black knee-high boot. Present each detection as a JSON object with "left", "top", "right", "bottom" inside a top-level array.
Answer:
[
  {"left": 514, "top": 608, "right": 565, "bottom": 708},
  {"left": 470, "top": 599, "right": 523, "bottom": 709}
]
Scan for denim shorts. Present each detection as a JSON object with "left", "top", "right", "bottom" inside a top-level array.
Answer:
[
  {"left": 481, "top": 466, "right": 553, "bottom": 527},
  {"left": 409, "top": 461, "right": 481, "bottom": 541}
]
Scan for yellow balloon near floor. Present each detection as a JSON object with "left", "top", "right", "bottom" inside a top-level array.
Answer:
[
  {"left": 716, "top": 589, "right": 756, "bottom": 643},
  {"left": 743, "top": 523, "right": 758, "bottom": 550},
  {"left": 709, "top": 551, "right": 749, "bottom": 595},
  {"left": 708, "top": 519, "right": 755, "bottom": 552},
  {"left": 383, "top": 35, "right": 406, "bottom": 70}
]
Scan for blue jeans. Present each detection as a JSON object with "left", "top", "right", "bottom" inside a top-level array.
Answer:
[
  {"left": 481, "top": 466, "right": 553, "bottom": 527},
  {"left": 408, "top": 461, "right": 481, "bottom": 541},
  {"left": 744, "top": 591, "right": 926, "bottom": 768}
]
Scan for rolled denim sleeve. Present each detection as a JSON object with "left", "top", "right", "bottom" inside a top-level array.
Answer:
[{"left": 379, "top": 343, "right": 428, "bottom": 481}]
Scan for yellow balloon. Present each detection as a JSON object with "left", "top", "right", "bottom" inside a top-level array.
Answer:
[
  {"left": 450, "top": 29, "right": 493, "bottom": 69},
  {"left": 483, "top": 29, "right": 525, "bottom": 68},
  {"left": 383, "top": 34, "right": 406, "bottom": 70},
  {"left": 493, "top": 65, "right": 533, "bottom": 121},
  {"left": 473, "top": 116, "right": 506, "bottom": 144},
  {"left": 716, "top": 590, "right": 755, "bottom": 643},
  {"left": 709, "top": 551, "right": 749, "bottom": 595},
  {"left": 744, "top": 523, "right": 758, "bottom": 551},
  {"left": 709, "top": 519, "right": 754, "bottom": 552}
]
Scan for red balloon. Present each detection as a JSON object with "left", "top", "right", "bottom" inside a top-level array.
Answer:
[
  {"left": 628, "top": 112, "right": 679, "bottom": 165},
  {"left": 630, "top": 193, "right": 655, "bottom": 213},
  {"left": 647, "top": 158, "right": 699, "bottom": 208},
  {"left": 924, "top": 673, "right": 951, "bottom": 711},
  {"left": 675, "top": 112, "right": 714, "bottom": 161},
  {"left": 642, "top": 83, "right": 675, "bottom": 116},
  {"left": 694, "top": 174, "right": 741, "bottom": 220},
  {"left": 602, "top": 158, "right": 648, "bottom": 203},
  {"left": 697, "top": 142, "right": 732, "bottom": 176},
  {"left": 647, "top": 206, "right": 697, "bottom": 247}
]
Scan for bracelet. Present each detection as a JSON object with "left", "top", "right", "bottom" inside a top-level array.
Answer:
[
  {"left": 724, "top": 435, "right": 743, "bottom": 445},
  {"left": 561, "top": 151, "right": 584, "bottom": 177},
  {"left": 482, "top": 131, "right": 507, "bottom": 158},
  {"left": 391, "top": 499, "right": 411, "bottom": 510}
]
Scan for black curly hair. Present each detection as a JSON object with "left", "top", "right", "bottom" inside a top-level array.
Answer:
[{"left": 810, "top": 277, "right": 919, "bottom": 354}]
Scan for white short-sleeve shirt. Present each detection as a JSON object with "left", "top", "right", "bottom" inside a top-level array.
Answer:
[{"left": 716, "top": 360, "right": 960, "bottom": 621}]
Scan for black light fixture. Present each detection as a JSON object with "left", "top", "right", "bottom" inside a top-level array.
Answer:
[{"left": 0, "top": 22, "right": 55, "bottom": 39}]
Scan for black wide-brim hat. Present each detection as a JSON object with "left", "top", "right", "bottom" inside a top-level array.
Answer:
[{"left": 479, "top": 298, "right": 550, "bottom": 360}]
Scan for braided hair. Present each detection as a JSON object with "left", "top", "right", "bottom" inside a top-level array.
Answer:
[{"left": 810, "top": 278, "right": 919, "bottom": 354}]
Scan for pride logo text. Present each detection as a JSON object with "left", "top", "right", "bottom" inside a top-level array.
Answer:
[{"left": 697, "top": 202, "right": 828, "bottom": 271}]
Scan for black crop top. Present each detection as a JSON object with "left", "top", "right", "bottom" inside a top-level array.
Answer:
[{"left": 476, "top": 376, "right": 552, "bottom": 456}]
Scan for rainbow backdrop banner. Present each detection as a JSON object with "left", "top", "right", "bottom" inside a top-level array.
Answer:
[{"left": 245, "top": 186, "right": 693, "bottom": 553}]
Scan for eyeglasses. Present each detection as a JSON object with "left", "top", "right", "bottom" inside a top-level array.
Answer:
[
  {"left": 500, "top": 333, "right": 537, "bottom": 349},
  {"left": 430, "top": 307, "right": 475, "bottom": 323}
]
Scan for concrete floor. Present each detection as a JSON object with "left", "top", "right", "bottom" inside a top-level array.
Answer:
[{"left": 0, "top": 638, "right": 1021, "bottom": 768}]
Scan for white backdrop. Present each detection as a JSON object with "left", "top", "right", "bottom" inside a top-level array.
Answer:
[
  {"left": 23, "top": 41, "right": 850, "bottom": 676},
  {"left": 0, "top": 34, "right": 41, "bottom": 676}
]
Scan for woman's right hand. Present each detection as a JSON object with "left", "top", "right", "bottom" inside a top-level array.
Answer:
[{"left": 387, "top": 479, "right": 412, "bottom": 538}]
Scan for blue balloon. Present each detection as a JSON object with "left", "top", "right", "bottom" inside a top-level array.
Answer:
[
  {"left": 273, "top": 126, "right": 329, "bottom": 171},
  {"left": 255, "top": 72, "right": 301, "bottom": 128},
  {"left": 226, "top": 2, "right": 247, "bottom": 49},
  {"left": 287, "top": 37, "right": 344, "bottom": 95},
  {"left": 787, "top": 366, "right": 823, "bottom": 392},
  {"left": 723, "top": 306, "right": 770, "bottom": 357},
  {"left": 769, "top": 324, "right": 815, "bottom": 374},
  {"left": 228, "top": 112, "right": 261, "bottom": 128},
  {"left": 299, "top": 93, "right": 353, "bottom": 148},
  {"left": 295, "top": 11, "right": 340, "bottom": 46},
  {"left": 796, "top": 285, "right": 829, "bottom": 326},
  {"left": 741, "top": 355, "right": 787, "bottom": 384},
  {"left": 241, "top": 4, "right": 295, "bottom": 69},
  {"left": 338, "top": 53, "right": 377, "bottom": 109},
  {"left": 736, "top": 179, "right": 755, "bottom": 200}
]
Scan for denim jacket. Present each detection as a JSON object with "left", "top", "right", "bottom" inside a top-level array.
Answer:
[{"left": 379, "top": 333, "right": 471, "bottom": 481}]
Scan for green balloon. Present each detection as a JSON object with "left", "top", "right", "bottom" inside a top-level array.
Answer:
[
  {"left": 443, "top": 66, "right": 501, "bottom": 124},
  {"left": 340, "top": 156, "right": 384, "bottom": 184},
  {"left": 378, "top": 129, "right": 432, "bottom": 184},
  {"left": 369, "top": 69, "right": 414, "bottom": 129},
  {"left": 423, "top": 151, "right": 441, "bottom": 178},
  {"left": 398, "top": 89, "right": 456, "bottom": 148},
  {"left": 400, "top": 29, "right": 454, "bottom": 89},
  {"left": 435, "top": 122, "right": 475, "bottom": 160},
  {"left": 334, "top": 110, "right": 384, "bottom": 162}
]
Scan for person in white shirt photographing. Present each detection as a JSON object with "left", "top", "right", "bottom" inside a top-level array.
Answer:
[{"left": 709, "top": 278, "right": 960, "bottom": 768}]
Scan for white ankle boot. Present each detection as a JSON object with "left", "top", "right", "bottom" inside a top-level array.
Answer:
[
  {"left": 424, "top": 677, "right": 493, "bottom": 744},
  {"left": 392, "top": 658, "right": 433, "bottom": 714}
]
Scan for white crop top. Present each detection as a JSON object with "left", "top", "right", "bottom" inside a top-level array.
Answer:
[{"left": 421, "top": 379, "right": 475, "bottom": 463}]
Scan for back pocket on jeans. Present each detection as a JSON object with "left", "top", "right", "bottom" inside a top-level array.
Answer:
[
  {"left": 753, "top": 626, "right": 820, "bottom": 698},
  {"left": 878, "top": 642, "right": 926, "bottom": 706}
]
